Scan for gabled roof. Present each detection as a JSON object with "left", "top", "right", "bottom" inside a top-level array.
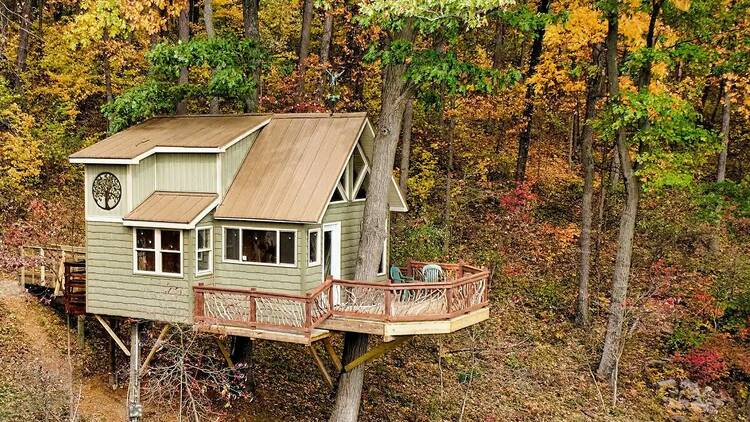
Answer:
[
  {"left": 70, "top": 114, "right": 271, "bottom": 164},
  {"left": 123, "top": 191, "right": 219, "bottom": 229},
  {"left": 215, "top": 113, "right": 368, "bottom": 223}
]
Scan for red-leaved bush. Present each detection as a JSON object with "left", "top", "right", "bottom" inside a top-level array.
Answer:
[{"left": 675, "top": 348, "right": 729, "bottom": 383}]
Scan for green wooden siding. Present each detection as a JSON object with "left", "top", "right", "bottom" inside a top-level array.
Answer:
[
  {"left": 86, "top": 164, "right": 128, "bottom": 219},
  {"left": 155, "top": 153, "right": 217, "bottom": 193},
  {"left": 86, "top": 221, "right": 194, "bottom": 323},
  {"left": 132, "top": 155, "right": 155, "bottom": 206},
  {"left": 221, "top": 132, "right": 258, "bottom": 194}
]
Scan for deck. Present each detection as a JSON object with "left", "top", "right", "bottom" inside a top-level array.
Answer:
[{"left": 193, "top": 261, "right": 491, "bottom": 344}]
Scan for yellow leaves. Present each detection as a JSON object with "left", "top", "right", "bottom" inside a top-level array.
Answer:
[
  {"left": 621, "top": 12, "right": 650, "bottom": 48},
  {"left": 672, "top": 0, "right": 691, "bottom": 12},
  {"left": 0, "top": 87, "right": 42, "bottom": 193},
  {"left": 545, "top": 3, "right": 606, "bottom": 52}
]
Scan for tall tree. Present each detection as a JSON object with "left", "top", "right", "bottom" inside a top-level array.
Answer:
[
  {"left": 329, "top": 1, "right": 515, "bottom": 418},
  {"left": 597, "top": 0, "right": 664, "bottom": 382},
  {"left": 515, "top": 0, "right": 552, "bottom": 181},
  {"left": 204, "top": 0, "right": 219, "bottom": 113},
  {"left": 297, "top": 0, "right": 314, "bottom": 99},
  {"left": 399, "top": 97, "right": 414, "bottom": 195},
  {"left": 243, "top": 0, "right": 260, "bottom": 111},
  {"left": 576, "top": 43, "right": 605, "bottom": 327},
  {"left": 14, "top": 0, "right": 33, "bottom": 88},
  {"left": 176, "top": 2, "right": 190, "bottom": 115},
  {"left": 716, "top": 87, "right": 731, "bottom": 182},
  {"left": 317, "top": 5, "right": 334, "bottom": 102}
]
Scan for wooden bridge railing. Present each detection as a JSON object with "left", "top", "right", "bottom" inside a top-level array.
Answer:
[
  {"left": 193, "top": 262, "right": 490, "bottom": 338},
  {"left": 19, "top": 245, "right": 86, "bottom": 296}
]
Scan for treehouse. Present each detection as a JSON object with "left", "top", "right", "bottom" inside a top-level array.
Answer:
[{"left": 68, "top": 113, "right": 490, "bottom": 349}]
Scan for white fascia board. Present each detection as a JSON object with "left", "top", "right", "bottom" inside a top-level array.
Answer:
[
  {"left": 122, "top": 220, "right": 193, "bottom": 230},
  {"left": 389, "top": 175, "right": 408, "bottom": 212},
  {"left": 219, "top": 118, "right": 271, "bottom": 152},
  {"left": 213, "top": 215, "right": 313, "bottom": 225}
]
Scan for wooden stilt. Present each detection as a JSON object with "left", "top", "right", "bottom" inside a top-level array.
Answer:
[
  {"left": 322, "top": 337, "right": 342, "bottom": 373},
  {"left": 215, "top": 338, "right": 235, "bottom": 370},
  {"left": 95, "top": 314, "right": 130, "bottom": 356},
  {"left": 344, "top": 335, "right": 413, "bottom": 373},
  {"left": 127, "top": 322, "right": 142, "bottom": 421},
  {"left": 77, "top": 315, "right": 85, "bottom": 348},
  {"left": 308, "top": 345, "right": 334, "bottom": 388},
  {"left": 109, "top": 318, "right": 119, "bottom": 389},
  {"left": 139, "top": 324, "right": 171, "bottom": 375}
]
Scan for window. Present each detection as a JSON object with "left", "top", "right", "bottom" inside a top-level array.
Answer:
[
  {"left": 196, "top": 227, "right": 213, "bottom": 275},
  {"left": 223, "top": 227, "right": 297, "bottom": 266},
  {"left": 377, "top": 237, "right": 387, "bottom": 275},
  {"left": 352, "top": 144, "right": 370, "bottom": 200},
  {"left": 134, "top": 228, "right": 182, "bottom": 276},
  {"left": 330, "top": 167, "right": 349, "bottom": 203},
  {"left": 308, "top": 228, "right": 321, "bottom": 266}
]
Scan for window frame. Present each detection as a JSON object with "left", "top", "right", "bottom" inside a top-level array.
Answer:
[
  {"left": 351, "top": 144, "right": 370, "bottom": 202},
  {"left": 308, "top": 228, "right": 321, "bottom": 267},
  {"left": 195, "top": 226, "right": 213, "bottom": 276},
  {"left": 330, "top": 165, "right": 349, "bottom": 205},
  {"left": 221, "top": 226, "right": 298, "bottom": 268},
  {"left": 132, "top": 228, "right": 183, "bottom": 278}
]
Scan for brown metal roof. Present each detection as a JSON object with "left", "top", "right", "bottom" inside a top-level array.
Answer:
[
  {"left": 215, "top": 113, "right": 368, "bottom": 222},
  {"left": 70, "top": 114, "right": 271, "bottom": 160},
  {"left": 124, "top": 191, "right": 218, "bottom": 225}
]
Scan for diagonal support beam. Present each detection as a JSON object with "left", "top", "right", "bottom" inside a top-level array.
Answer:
[
  {"left": 140, "top": 324, "right": 171, "bottom": 375},
  {"left": 344, "top": 335, "right": 413, "bottom": 373},
  {"left": 322, "top": 337, "right": 342, "bottom": 373},
  {"left": 94, "top": 314, "right": 130, "bottom": 357},
  {"left": 308, "top": 344, "right": 334, "bottom": 388},
  {"left": 215, "top": 338, "right": 236, "bottom": 370}
]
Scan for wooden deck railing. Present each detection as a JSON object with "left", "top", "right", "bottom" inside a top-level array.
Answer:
[
  {"left": 19, "top": 244, "right": 86, "bottom": 296},
  {"left": 192, "top": 261, "right": 490, "bottom": 338}
]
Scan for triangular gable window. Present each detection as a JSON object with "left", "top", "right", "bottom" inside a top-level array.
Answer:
[
  {"left": 330, "top": 166, "right": 349, "bottom": 204},
  {"left": 352, "top": 144, "right": 370, "bottom": 200}
]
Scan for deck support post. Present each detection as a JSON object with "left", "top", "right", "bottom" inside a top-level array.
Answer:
[
  {"left": 76, "top": 315, "right": 85, "bottom": 348},
  {"left": 308, "top": 345, "right": 334, "bottom": 388},
  {"left": 343, "top": 335, "right": 413, "bottom": 373},
  {"left": 140, "top": 324, "right": 171, "bottom": 375},
  {"left": 109, "top": 318, "right": 119, "bottom": 389},
  {"left": 127, "top": 322, "right": 143, "bottom": 422}
]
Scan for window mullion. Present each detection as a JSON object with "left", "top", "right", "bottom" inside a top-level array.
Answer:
[{"left": 155, "top": 229, "right": 162, "bottom": 273}]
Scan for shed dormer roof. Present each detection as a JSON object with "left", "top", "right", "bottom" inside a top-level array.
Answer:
[{"left": 69, "top": 114, "right": 271, "bottom": 164}]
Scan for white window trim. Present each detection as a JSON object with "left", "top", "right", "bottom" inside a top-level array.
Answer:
[
  {"left": 195, "top": 226, "right": 213, "bottom": 276},
  {"left": 352, "top": 144, "right": 370, "bottom": 202},
  {"left": 221, "top": 226, "right": 298, "bottom": 268},
  {"left": 133, "top": 228, "right": 184, "bottom": 278},
  {"left": 308, "top": 228, "right": 321, "bottom": 267},
  {"left": 330, "top": 165, "right": 349, "bottom": 205}
]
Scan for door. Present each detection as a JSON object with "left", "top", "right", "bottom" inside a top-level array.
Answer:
[{"left": 322, "top": 222, "right": 341, "bottom": 304}]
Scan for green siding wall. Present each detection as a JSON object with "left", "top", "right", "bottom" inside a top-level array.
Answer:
[
  {"left": 132, "top": 155, "right": 156, "bottom": 206},
  {"left": 221, "top": 132, "right": 258, "bottom": 194},
  {"left": 86, "top": 165, "right": 129, "bottom": 219},
  {"left": 86, "top": 221, "right": 194, "bottom": 323},
  {"left": 155, "top": 153, "right": 217, "bottom": 193}
]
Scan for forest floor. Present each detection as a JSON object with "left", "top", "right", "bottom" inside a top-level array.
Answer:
[{"left": 0, "top": 276, "right": 745, "bottom": 421}]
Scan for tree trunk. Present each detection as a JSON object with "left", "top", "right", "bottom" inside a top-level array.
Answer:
[
  {"left": 597, "top": 0, "right": 661, "bottom": 383},
  {"left": 399, "top": 97, "right": 414, "bottom": 195},
  {"left": 514, "top": 0, "right": 551, "bottom": 181},
  {"left": 576, "top": 44, "right": 604, "bottom": 327},
  {"left": 329, "top": 19, "right": 415, "bottom": 422},
  {"left": 204, "top": 0, "right": 219, "bottom": 114},
  {"left": 492, "top": 18, "right": 505, "bottom": 70},
  {"left": 443, "top": 113, "right": 454, "bottom": 257},
  {"left": 716, "top": 86, "right": 730, "bottom": 182},
  {"left": 317, "top": 9, "right": 334, "bottom": 102},
  {"left": 176, "top": 4, "right": 190, "bottom": 115},
  {"left": 297, "top": 0, "right": 314, "bottom": 99},
  {"left": 243, "top": 0, "right": 260, "bottom": 112},
  {"left": 15, "top": 0, "right": 33, "bottom": 88},
  {"left": 103, "top": 26, "right": 113, "bottom": 105}
]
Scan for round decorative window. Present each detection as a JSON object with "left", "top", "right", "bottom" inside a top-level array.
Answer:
[{"left": 92, "top": 172, "right": 122, "bottom": 210}]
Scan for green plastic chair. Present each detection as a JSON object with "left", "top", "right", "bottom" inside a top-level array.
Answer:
[{"left": 390, "top": 265, "right": 414, "bottom": 283}]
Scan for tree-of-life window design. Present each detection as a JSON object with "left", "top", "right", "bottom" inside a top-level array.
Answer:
[{"left": 92, "top": 172, "right": 122, "bottom": 210}]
